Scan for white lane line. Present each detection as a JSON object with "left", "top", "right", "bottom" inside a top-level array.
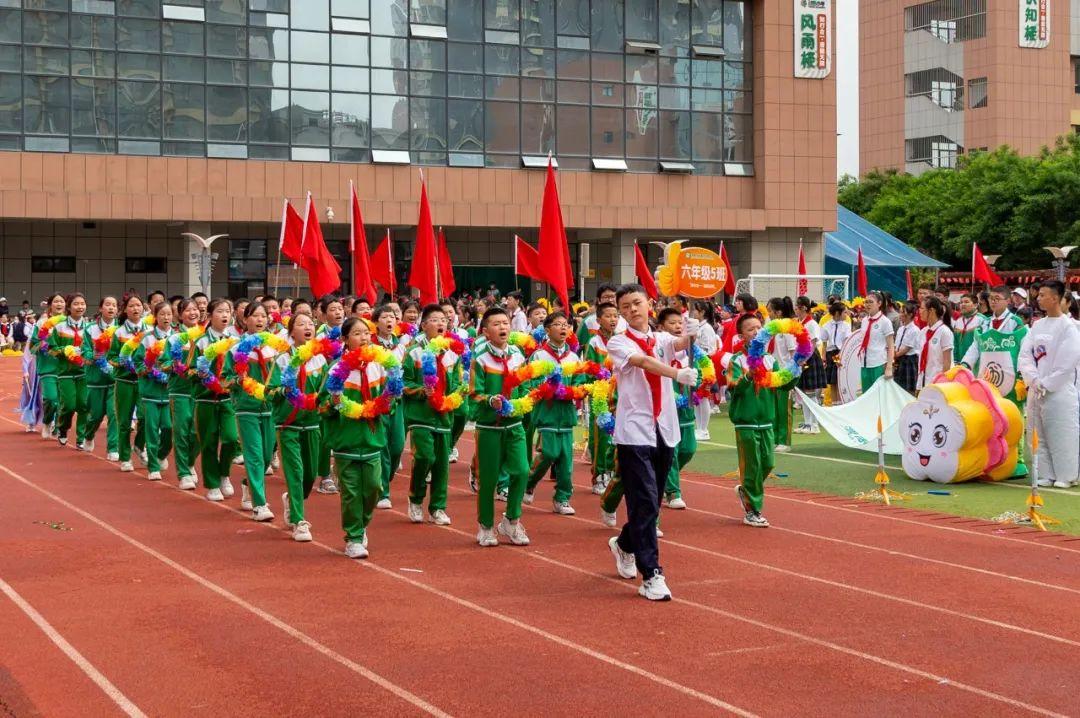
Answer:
[
  {"left": 0, "top": 456, "right": 758, "bottom": 718},
  {"left": 0, "top": 575, "right": 148, "bottom": 718},
  {"left": 0, "top": 463, "right": 450, "bottom": 718}
]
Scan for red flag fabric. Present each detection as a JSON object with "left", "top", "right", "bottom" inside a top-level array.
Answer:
[
  {"left": 408, "top": 182, "right": 439, "bottom": 305},
  {"left": 634, "top": 242, "right": 658, "bottom": 299},
  {"left": 514, "top": 235, "right": 543, "bottom": 280},
  {"left": 437, "top": 228, "right": 456, "bottom": 298},
  {"left": 856, "top": 245, "right": 868, "bottom": 297},
  {"left": 371, "top": 230, "right": 396, "bottom": 297},
  {"left": 905, "top": 269, "right": 914, "bottom": 300},
  {"left": 797, "top": 240, "right": 808, "bottom": 297},
  {"left": 349, "top": 182, "right": 377, "bottom": 304},
  {"left": 300, "top": 193, "right": 342, "bottom": 299},
  {"left": 972, "top": 243, "right": 1003, "bottom": 286},
  {"left": 536, "top": 159, "right": 573, "bottom": 310},
  {"left": 278, "top": 199, "right": 304, "bottom": 266},
  {"left": 719, "top": 240, "right": 736, "bottom": 295}
]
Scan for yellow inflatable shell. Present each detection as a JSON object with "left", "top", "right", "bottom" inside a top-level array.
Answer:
[
  {"left": 985, "top": 390, "right": 1024, "bottom": 480},
  {"left": 655, "top": 241, "right": 683, "bottom": 297},
  {"left": 933, "top": 382, "right": 993, "bottom": 481}
]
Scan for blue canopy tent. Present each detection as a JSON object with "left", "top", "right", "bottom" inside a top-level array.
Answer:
[{"left": 825, "top": 206, "right": 949, "bottom": 299}]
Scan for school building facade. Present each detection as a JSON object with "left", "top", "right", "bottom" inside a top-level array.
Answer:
[{"left": 0, "top": 0, "right": 836, "bottom": 305}]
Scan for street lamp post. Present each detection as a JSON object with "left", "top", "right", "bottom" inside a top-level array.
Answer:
[{"left": 1043, "top": 246, "right": 1076, "bottom": 282}]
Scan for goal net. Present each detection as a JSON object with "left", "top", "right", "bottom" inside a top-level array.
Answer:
[{"left": 733, "top": 274, "right": 850, "bottom": 303}]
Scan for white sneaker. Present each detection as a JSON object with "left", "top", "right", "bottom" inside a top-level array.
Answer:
[
  {"left": 221, "top": 477, "right": 235, "bottom": 497},
  {"left": 793, "top": 424, "right": 810, "bottom": 435},
  {"left": 316, "top": 477, "right": 338, "bottom": 494},
  {"left": 408, "top": 503, "right": 424, "bottom": 523},
  {"left": 552, "top": 499, "right": 576, "bottom": 515},
  {"left": 24, "top": 424, "right": 33, "bottom": 433},
  {"left": 76, "top": 440, "right": 86, "bottom": 451},
  {"left": 1052, "top": 480, "right": 1072, "bottom": 489},
  {"left": 523, "top": 492, "right": 534, "bottom": 505},
  {"left": 468, "top": 468, "right": 478, "bottom": 493},
  {"left": 743, "top": 511, "right": 770, "bottom": 528},
  {"left": 252, "top": 505, "right": 274, "bottom": 522},
  {"left": 41, "top": 425, "right": 51, "bottom": 440},
  {"left": 376, "top": 497, "right": 392, "bottom": 510},
  {"left": 232, "top": 454, "right": 244, "bottom": 465},
  {"left": 807, "top": 426, "right": 820, "bottom": 435},
  {"left": 159, "top": 457, "right": 169, "bottom": 471},
  {"left": 120, "top": 461, "right": 134, "bottom": 472},
  {"left": 292, "top": 520, "right": 312, "bottom": 542},
  {"left": 272, "top": 453, "right": 280, "bottom": 470},
  {"left": 138, "top": 449, "right": 148, "bottom": 465},
  {"left": 449, "top": 447, "right": 459, "bottom": 463},
  {"left": 656, "top": 526, "right": 665, "bottom": 538},
  {"left": 240, "top": 484, "right": 253, "bottom": 511},
  {"left": 609, "top": 536, "right": 637, "bottom": 579},
  {"left": 600, "top": 509, "right": 617, "bottom": 528},
  {"left": 1036, "top": 478, "right": 1053, "bottom": 488},
  {"left": 344, "top": 540, "right": 368, "bottom": 559},
  {"left": 694, "top": 429, "right": 709, "bottom": 441},
  {"left": 264, "top": 465, "right": 273, "bottom": 476},
  {"left": 281, "top": 492, "right": 293, "bottom": 528},
  {"left": 57, "top": 436, "right": 68, "bottom": 447},
  {"left": 476, "top": 525, "right": 499, "bottom": 547},
  {"left": 147, "top": 471, "right": 162, "bottom": 481},
  {"left": 591, "top": 478, "right": 605, "bottom": 495},
  {"left": 429, "top": 509, "right": 452, "bottom": 526},
  {"left": 206, "top": 488, "right": 224, "bottom": 501},
  {"left": 665, "top": 495, "right": 687, "bottom": 510},
  {"left": 639, "top": 571, "right": 672, "bottom": 601},
  {"left": 496, "top": 489, "right": 508, "bottom": 503},
  {"left": 178, "top": 475, "right": 197, "bottom": 490},
  {"left": 497, "top": 516, "right": 530, "bottom": 546},
  {"left": 775, "top": 445, "right": 791, "bottom": 453},
  {"left": 106, "top": 452, "right": 120, "bottom": 461}
]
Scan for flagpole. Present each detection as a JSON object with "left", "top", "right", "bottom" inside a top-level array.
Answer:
[
  {"left": 435, "top": 225, "right": 442, "bottom": 300},
  {"left": 274, "top": 198, "right": 287, "bottom": 296},
  {"left": 970, "top": 243, "right": 976, "bottom": 294},
  {"left": 514, "top": 235, "right": 519, "bottom": 291},
  {"left": 298, "top": 190, "right": 311, "bottom": 297},
  {"left": 349, "top": 179, "right": 354, "bottom": 295}
]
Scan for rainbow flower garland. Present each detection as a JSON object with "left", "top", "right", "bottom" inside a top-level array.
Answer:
[
  {"left": 37, "top": 315, "right": 64, "bottom": 341},
  {"left": 420, "top": 335, "right": 468, "bottom": 413},
  {"left": 393, "top": 321, "right": 418, "bottom": 339},
  {"left": 92, "top": 325, "right": 117, "bottom": 375},
  {"left": 167, "top": 325, "right": 206, "bottom": 376},
  {"left": 63, "top": 344, "right": 85, "bottom": 367},
  {"left": 117, "top": 332, "right": 145, "bottom": 375},
  {"left": 492, "top": 359, "right": 610, "bottom": 417},
  {"left": 233, "top": 332, "right": 291, "bottom": 401},
  {"left": 143, "top": 337, "right": 169, "bottom": 383},
  {"left": 588, "top": 379, "right": 617, "bottom": 435},
  {"left": 195, "top": 335, "right": 238, "bottom": 395},
  {"left": 508, "top": 331, "right": 538, "bottom": 356},
  {"left": 490, "top": 359, "right": 555, "bottom": 418},
  {"left": 280, "top": 336, "right": 344, "bottom": 411},
  {"left": 675, "top": 345, "right": 718, "bottom": 409},
  {"left": 325, "top": 345, "right": 403, "bottom": 419},
  {"left": 745, "top": 318, "right": 814, "bottom": 389}
]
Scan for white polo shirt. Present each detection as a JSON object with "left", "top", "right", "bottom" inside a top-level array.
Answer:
[
  {"left": 607, "top": 326, "right": 681, "bottom": 448},
  {"left": 894, "top": 322, "right": 920, "bottom": 356},
  {"left": 916, "top": 320, "right": 954, "bottom": 388},
  {"left": 860, "top": 312, "right": 895, "bottom": 368},
  {"left": 510, "top": 308, "right": 528, "bottom": 333}
]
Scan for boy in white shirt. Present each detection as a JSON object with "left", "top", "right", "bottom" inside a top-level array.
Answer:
[
  {"left": 916, "top": 296, "right": 954, "bottom": 390},
  {"left": 1017, "top": 281, "right": 1080, "bottom": 488},
  {"left": 606, "top": 284, "right": 699, "bottom": 602}
]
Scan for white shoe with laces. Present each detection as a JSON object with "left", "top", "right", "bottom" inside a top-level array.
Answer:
[
  {"left": 476, "top": 525, "right": 498, "bottom": 547},
  {"left": 600, "top": 509, "right": 617, "bottom": 528},
  {"left": 147, "top": 471, "right": 162, "bottom": 481},
  {"left": 292, "top": 520, "right": 312, "bottom": 542},
  {"left": 120, "top": 461, "right": 134, "bottom": 472},
  {"left": 743, "top": 511, "right": 770, "bottom": 528},
  {"left": 1036, "top": 478, "right": 1053, "bottom": 488},
  {"left": 552, "top": 499, "right": 575, "bottom": 515},
  {"left": 449, "top": 447, "right": 459, "bottom": 463},
  {"left": 41, "top": 425, "right": 51, "bottom": 440},
  {"left": 608, "top": 536, "right": 636, "bottom": 579},
  {"left": 656, "top": 526, "right": 665, "bottom": 538},
  {"left": 665, "top": 495, "right": 687, "bottom": 510},
  {"left": 159, "top": 457, "right": 169, "bottom": 471},
  {"left": 316, "top": 477, "right": 338, "bottom": 494},
  {"left": 220, "top": 477, "right": 234, "bottom": 497},
  {"left": 178, "top": 475, "right": 197, "bottom": 490},
  {"left": 1052, "top": 480, "right": 1072, "bottom": 489},
  {"left": 264, "top": 465, "right": 273, "bottom": 476},
  {"left": 376, "top": 498, "right": 392, "bottom": 510},
  {"left": 775, "top": 444, "right": 791, "bottom": 453},
  {"left": 407, "top": 502, "right": 424, "bottom": 523},
  {"left": 232, "top": 454, "right": 244, "bottom": 465},
  {"left": 252, "top": 505, "right": 274, "bottom": 522},
  {"left": 241, "top": 484, "right": 253, "bottom": 511},
  {"left": 106, "top": 452, "right": 120, "bottom": 461},
  {"left": 344, "top": 540, "right": 368, "bottom": 559},
  {"left": 206, "top": 488, "right": 224, "bottom": 502},
  {"left": 429, "top": 509, "right": 452, "bottom": 526},
  {"left": 523, "top": 492, "right": 534, "bottom": 505},
  {"left": 272, "top": 453, "right": 280, "bottom": 470},
  {"left": 281, "top": 492, "right": 293, "bottom": 528},
  {"left": 497, "top": 516, "right": 530, "bottom": 546},
  {"left": 57, "top": 436, "right": 68, "bottom": 447},
  {"left": 138, "top": 449, "right": 148, "bottom": 465},
  {"left": 639, "top": 571, "right": 672, "bottom": 601}
]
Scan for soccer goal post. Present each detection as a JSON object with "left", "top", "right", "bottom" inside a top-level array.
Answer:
[{"left": 733, "top": 275, "right": 851, "bottom": 302}]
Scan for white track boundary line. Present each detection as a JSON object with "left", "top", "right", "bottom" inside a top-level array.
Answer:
[
  {"left": 0, "top": 457, "right": 757, "bottom": 718},
  {"left": 0, "top": 576, "right": 148, "bottom": 718}
]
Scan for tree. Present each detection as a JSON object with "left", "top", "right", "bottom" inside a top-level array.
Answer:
[{"left": 837, "top": 169, "right": 902, "bottom": 217}]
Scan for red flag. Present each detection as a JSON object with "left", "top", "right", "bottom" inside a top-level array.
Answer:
[
  {"left": 371, "top": 229, "right": 396, "bottom": 297},
  {"left": 634, "top": 242, "right": 658, "bottom": 300},
  {"left": 856, "top": 245, "right": 868, "bottom": 297},
  {"left": 300, "top": 192, "right": 342, "bottom": 299},
  {"left": 905, "top": 269, "right": 914, "bottom": 300},
  {"left": 797, "top": 239, "right": 808, "bottom": 297},
  {"left": 972, "top": 243, "right": 1003, "bottom": 286},
  {"left": 719, "top": 240, "right": 736, "bottom": 295},
  {"left": 437, "top": 228, "right": 456, "bottom": 298},
  {"left": 278, "top": 199, "right": 304, "bottom": 266},
  {"left": 349, "top": 181, "right": 377, "bottom": 304},
  {"left": 408, "top": 181, "right": 439, "bottom": 305},
  {"left": 514, "top": 235, "right": 543, "bottom": 280},
  {"left": 536, "top": 159, "right": 573, "bottom": 310}
]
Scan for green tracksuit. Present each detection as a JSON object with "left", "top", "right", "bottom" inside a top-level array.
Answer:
[
  {"left": 403, "top": 336, "right": 462, "bottom": 513},
  {"left": 315, "top": 323, "right": 344, "bottom": 484},
  {"left": 193, "top": 328, "right": 239, "bottom": 490},
  {"left": 322, "top": 358, "right": 389, "bottom": 542},
  {"left": 728, "top": 352, "right": 790, "bottom": 513},
  {"left": 134, "top": 328, "right": 174, "bottom": 473},
  {"left": 82, "top": 319, "right": 119, "bottom": 453},
  {"left": 665, "top": 350, "right": 697, "bottom": 499},
  {"left": 376, "top": 333, "right": 410, "bottom": 501},
  {"left": 583, "top": 335, "right": 616, "bottom": 482},
  {"left": 525, "top": 342, "right": 583, "bottom": 503},
  {"left": 224, "top": 337, "right": 281, "bottom": 509},
  {"left": 469, "top": 343, "right": 530, "bottom": 529},
  {"left": 47, "top": 317, "right": 89, "bottom": 443},
  {"left": 165, "top": 328, "right": 200, "bottom": 480},
  {"left": 32, "top": 317, "right": 60, "bottom": 429},
  {"left": 271, "top": 350, "right": 328, "bottom": 525},
  {"left": 109, "top": 320, "right": 145, "bottom": 463}
]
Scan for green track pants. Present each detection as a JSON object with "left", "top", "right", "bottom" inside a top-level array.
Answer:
[
  {"left": 409, "top": 428, "right": 449, "bottom": 512},
  {"left": 380, "top": 405, "right": 406, "bottom": 500},
  {"left": 772, "top": 387, "right": 792, "bottom": 447},
  {"left": 113, "top": 380, "right": 139, "bottom": 462},
  {"left": 476, "top": 425, "right": 528, "bottom": 528},
  {"left": 40, "top": 374, "right": 58, "bottom": 428},
  {"left": 141, "top": 400, "right": 172, "bottom": 473},
  {"left": 56, "top": 375, "right": 88, "bottom": 442},
  {"left": 336, "top": 452, "right": 381, "bottom": 543},
  {"left": 526, "top": 429, "right": 574, "bottom": 503},
  {"left": 85, "top": 384, "right": 119, "bottom": 453},
  {"left": 736, "top": 427, "right": 774, "bottom": 513},
  {"left": 237, "top": 412, "right": 274, "bottom": 507},
  {"left": 279, "top": 427, "right": 320, "bottom": 524},
  {"left": 664, "top": 423, "right": 697, "bottom": 499},
  {"left": 170, "top": 395, "right": 197, "bottom": 479},
  {"left": 195, "top": 399, "right": 238, "bottom": 489}
]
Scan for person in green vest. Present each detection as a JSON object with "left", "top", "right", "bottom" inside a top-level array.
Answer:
[
  {"left": 109, "top": 293, "right": 145, "bottom": 472},
  {"left": 314, "top": 295, "right": 347, "bottom": 495},
  {"left": 165, "top": 299, "right": 203, "bottom": 490},
  {"left": 583, "top": 302, "right": 620, "bottom": 494},
  {"left": 469, "top": 306, "right": 531, "bottom": 547},
  {"left": 953, "top": 292, "right": 984, "bottom": 364},
  {"left": 372, "top": 304, "right": 413, "bottom": 510},
  {"left": 402, "top": 304, "right": 462, "bottom": 526},
  {"left": 658, "top": 308, "right": 696, "bottom": 510},
  {"left": 47, "top": 292, "right": 90, "bottom": 448},
  {"left": 32, "top": 293, "right": 67, "bottom": 440},
  {"left": 194, "top": 298, "right": 240, "bottom": 501},
  {"left": 82, "top": 295, "right": 119, "bottom": 459},
  {"left": 134, "top": 301, "right": 175, "bottom": 481}
]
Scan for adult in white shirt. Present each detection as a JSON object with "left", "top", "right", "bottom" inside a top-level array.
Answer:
[
  {"left": 606, "top": 284, "right": 699, "bottom": 602},
  {"left": 1017, "top": 281, "right": 1080, "bottom": 488},
  {"left": 856, "top": 291, "right": 895, "bottom": 394},
  {"left": 506, "top": 290, "right": 528, "bottom": 333},
  {"left": 688, "top": 301, "right": 718, "bottom": 440},
  {"left": 915, "top": 297, "right": 954, "bottom": 390}
]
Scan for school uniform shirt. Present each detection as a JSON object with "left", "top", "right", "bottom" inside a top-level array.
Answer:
[
  {"left": 893, "top": 323, "right": 920, "bottom": 357},
  {"left": 695, "top": 321, "right": 719, "bottom": 355},
  {"left": 577, "top": 312, "right": 628, "bottom": 345},
  {"left": 529, "top": 341, "right": 583, "bottom": 431},
  {"left": 377, "top": 332, "right": 413, "bottom": 362},
  {"left": 801, "top": 318, "right": 821, "bottom": 350},
  {"left": 959, "top": 310, "right": 1023, "bottom": 369},
  {"left": 952, "top": 312, "right": 983, "bottom": 360},
  {"left": 510, "top": 308, "right": 528, "bottom": 333},
  {"left": 1018, "top": 316, "right": 1080, "bottom": 394},
  {"left": 858, "top": 312, "right": 895, "bottom": 368},
  {"left": 821, "top": 319, "right": 852, "bottom": 353},
  {"left": 607, "top": 326, "right": 681, "bottom": 448},
  {"left": 916, "top": 320, "right": 954, "bottom": 389}
]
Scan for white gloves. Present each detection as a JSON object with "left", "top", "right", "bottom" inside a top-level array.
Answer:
[
  {"left": 676, "top": 368, "right": 699, "bottom": 386},
  {"left": 683, "top": 317, "right": 701, "bottom": 337}
]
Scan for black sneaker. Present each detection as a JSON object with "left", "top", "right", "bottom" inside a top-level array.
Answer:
[{"left": 735, "top": 485, "right": 753, "bottom": 514}]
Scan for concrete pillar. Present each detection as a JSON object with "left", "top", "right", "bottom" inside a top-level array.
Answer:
[{"left": 612, "top": 230, "right": 638, "bottom": 285}]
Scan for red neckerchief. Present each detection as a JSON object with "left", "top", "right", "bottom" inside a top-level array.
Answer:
[
  {"left": 860, "top": 313, "right": 882, "bottom": 356},
  {"left": 991, "top": 312, "right": 1008, "bottom": 330},
  {"left": 958, "top": 314, "right": 977, "bottom": 333},
  {"left": 625, "top": 330, "right": 662, "bottom": 420},
  {"left": 542, "top": 341, "right": 567, "bottom": 360},
  {"left": 919, "top": 322, "right": 940, "bottom": 374}
]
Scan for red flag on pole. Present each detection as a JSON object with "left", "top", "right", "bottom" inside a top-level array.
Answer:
[
  {"left": 437, "top": 227, "right": 456, "bottom": 298},
  {"left": 278, "top": 199, "right": 304, "bottom": 266},
  {"left": 514, "top": 235, "right": 543, "bottom": 280},
  {"left": 634, "top": 242, "right": 658, "bottom": 299},
  {"left": 856, "top": 245, "right": 868, "bottom": 297},
  {"left": 349, "top": 181, "right": 377, "bottom": 304},
  {"left": 300, "top": 192, "right": 342, "bottom": 299},
  {"left": 797, "top": 239, "right": 808, "bottom": 297},
  {"left": 408, "top": 180, "right": 439, "bottom": 305},
  {"left": 719, "top": 240, "right": 736, "bottom": 295},
  {"left": 905, "top": 269, "right": 914, "bottom": 300},
  {"left": 972, "top": 242, "right": 1003, "bottom": 286},
  {"left": 371, "top": 229, "right": 396, "bottom": 297},
  {"left": 536, "top": 158, "right": 573, "bottom": 310}
]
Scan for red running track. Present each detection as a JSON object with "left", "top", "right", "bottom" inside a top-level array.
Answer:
[{"left": 0, "top": 363, "right": 1077, "bottom": 717}]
